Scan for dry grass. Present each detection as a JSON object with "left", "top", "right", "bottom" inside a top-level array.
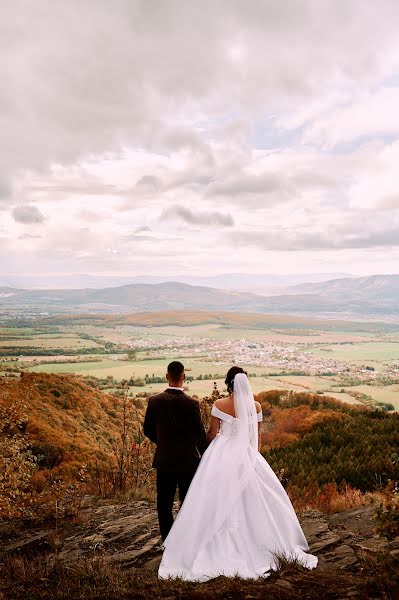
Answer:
[{"left": 0, "top": 553, "right": 379, "bottom": 600}]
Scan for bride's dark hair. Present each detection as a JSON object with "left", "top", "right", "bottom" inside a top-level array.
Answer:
[{"left": 224, "top": 366, "right": 248, "bottom": 394}]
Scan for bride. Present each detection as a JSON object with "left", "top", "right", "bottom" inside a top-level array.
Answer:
[{"left": 158, "top": 366, "right": 318, "bottom": 581}]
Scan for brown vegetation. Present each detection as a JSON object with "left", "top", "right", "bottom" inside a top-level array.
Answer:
[
  {"left": 0, "top": 373, "right": 154, "bottom": 519},
  {"left": 39, "top": 309, "right": 396, "bottom": 332}
]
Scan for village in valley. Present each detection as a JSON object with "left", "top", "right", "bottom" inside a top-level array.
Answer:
[{"left": 2, "top": 313, "right": 399, "bottom": 410}]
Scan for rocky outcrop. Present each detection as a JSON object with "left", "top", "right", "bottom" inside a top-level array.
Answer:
[{"left": 1, "top": 501, "right": 397, "bottom": 596}]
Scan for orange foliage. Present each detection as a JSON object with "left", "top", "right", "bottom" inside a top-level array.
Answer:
[
  {"left": 264, "top": 406, "right": 307, "bottom": 448},
  {"left": 261, "top": 404, "right": 348, "bottom": 449},
  {"left": 289, "top": 481, "right": 369, "bottom": 514},
  {"left": 299, "top": 408, "right": 347, "bottom": 432},
  {"left": 0, "top": 372, "right": 136, "bottom": 480}
]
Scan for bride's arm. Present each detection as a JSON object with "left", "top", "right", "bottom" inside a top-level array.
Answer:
[{"left": 206, "top": 415, "right": 220, "bottom": 444}]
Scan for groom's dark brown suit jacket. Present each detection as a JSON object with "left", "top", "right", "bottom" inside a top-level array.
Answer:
[{"left": 144, "top": 388, "right": 207, "bottom": 472}]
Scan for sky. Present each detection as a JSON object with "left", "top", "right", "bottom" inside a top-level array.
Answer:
[{"left": 2, "top": 0, "right": 399, "bottom": 283}]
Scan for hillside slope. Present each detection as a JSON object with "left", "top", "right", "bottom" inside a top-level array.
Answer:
[{"left": 0, "top": 372, "right": 127, "bottom": 477}]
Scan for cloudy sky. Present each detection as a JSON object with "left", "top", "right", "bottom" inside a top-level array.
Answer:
[{"left": 2, "top": 0, "right": 399, "bottom": 283}]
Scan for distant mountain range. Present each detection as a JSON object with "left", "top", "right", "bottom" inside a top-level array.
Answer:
[
  {"left": 285, "top": 274, "right": 399, "bottom": 300},
  {"left": 0, "top": 282, "right": 272, "bottom": 313},
  {"left": 269, "top": 274, "right": 399, "bottom": 316},
  {"left": 1, "top": 274, "right": 398, "bottom": 318},
  {"left": 0, "top": 272, "right": 352, "bottom": 293}
]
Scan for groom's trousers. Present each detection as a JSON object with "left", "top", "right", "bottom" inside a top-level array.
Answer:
[{"left": 156, "top": 471, "right": 195, "bottom": 541}]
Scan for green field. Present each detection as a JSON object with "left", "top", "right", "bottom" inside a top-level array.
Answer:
[
  {"left": 308, "top": 341, "right": 399, "bottom": 365},
  {"left": 341, "top": 384, "right": 399, "bottom": 411},
  {"left": 2, "top": 311, "right": 399, "bottom": 410},
  {"left": 0, "top": 336, "right": 98, "bottom": 349},
  {"left": 26, "top": 356, "right": 265, "bottom": 380},
  {"left": 24, "top": 357, "right": 364, "bottom": 404}
]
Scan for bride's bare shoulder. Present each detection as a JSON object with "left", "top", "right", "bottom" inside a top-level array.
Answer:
[
  {"left": 213, "top": 397, "right": 235, "bottom": 416},
  {"left": 214, "top": 398, "right": 229, "bottom": 410},
  {"left": 214, "top": 398, "right": 262, "bottom": 415}
]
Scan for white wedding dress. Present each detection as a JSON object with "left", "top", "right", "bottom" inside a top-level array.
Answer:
[{"left": 158, "top": 374, "right": 318, "bottom": 581}]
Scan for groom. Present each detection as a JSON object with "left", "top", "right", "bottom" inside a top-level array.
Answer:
[{"left": 144, "top": 361, "right": 207, "bottom": 541}]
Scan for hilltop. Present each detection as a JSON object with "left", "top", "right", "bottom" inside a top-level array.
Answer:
[
  {"left": 1, "top": 373, "right": 398, "bottom": 597},
  {"left": 1, "top": 501, "right": 397, "bottom": 600}
]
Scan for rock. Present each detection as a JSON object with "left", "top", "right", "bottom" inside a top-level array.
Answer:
[
  {"left": 107, "top": 536, "right": 162, "bottom": 568},
  {"left": 354, "top": 538, "right": 390, "bottom": 554},
  {"left": 309, "top": 530, "right": 341, "bottom": 553},
  {"left": 301, "top": 517, "right": 330, "bottom": 540},
  {"left": 142, "top": 555, "right": 162, "bottom": 571},
  {"left": 83, "top": 533, "right": 107, "bottom": 545},
  {"left": 0, "top": 501, "right": 387, "bottom": 584},
  {"left": 275, "top": 579, "right": 294, "bottom": 589},
  {"left": 2, "top": 531, "right": 51, "bottom": 556},
  {"left": 327, "top": 506, "right": 375, "bottom": 538},
  {"left": 319, "top": 544, "right": 358, "bottom": 570},
  {"left": 300, "top": 513, "right": 341, "bottom": 553}
]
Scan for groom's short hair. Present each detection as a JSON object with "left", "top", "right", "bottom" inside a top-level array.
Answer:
[{"left": 167, "top": 361, "right": 184, "bottom": 381}]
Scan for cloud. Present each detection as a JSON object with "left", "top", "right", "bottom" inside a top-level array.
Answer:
[
  {"left": 2, "top": 0, "right": 399, "bottom": 183},
  {"left": 161, "top": 205, "right": 234, "bottom": 227},
  {"left": 208, "top": 172, "right": 289, "bottom": 198},
  {"left": 0, "top": 179, "right": 11, "bottom": 200},
  {"left": 301, "top": 88, "right": 399, "bottom": 149},
  {"left": 18, "top": 233, "right": 43, "bottom": 240},
  {"left": 231, "top": 222, "right": 399, "bottom": 251},
  {"left": 12, "top": 205, "right": 45, "bottom": 224},
  {"left": 3, "top": 1, "right": 399, "bottom": 277},
  {"left": 76, "top": 209, "right": 104, "bottom": 222},
  {"left": 206, "top": 165, "right": 337, "bottom": 208},
  {"left": 135, "top": 175, "right": 162, "bottom": 191},
  {"left": 379, "top": 195, "right": 399, "bottom": 209}
]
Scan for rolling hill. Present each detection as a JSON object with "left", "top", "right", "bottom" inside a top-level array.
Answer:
[
  {"left": 286, "top": 274, "right": 399, "bottom": 300},
  {"left": 1, "top": 274, "right": 398, "bottom": 318},
  {"left": 0, "top": 282, "right": 269, "bottom": 313}
]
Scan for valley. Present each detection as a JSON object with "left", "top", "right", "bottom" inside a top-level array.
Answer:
[{"left": 2, "top": 310, "right": 399, "bottom": 410}]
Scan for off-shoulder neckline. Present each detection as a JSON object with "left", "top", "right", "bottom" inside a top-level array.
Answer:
[{"left": 212, "top": 405, "right": 262, "bottom": 420}]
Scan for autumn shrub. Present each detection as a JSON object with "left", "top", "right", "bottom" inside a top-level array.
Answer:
[
  {"left": 0, "top": 428, "right": 39, "bottom": 519},
  {"left": 287, "top": 481, "right": 368, "bottom": 513},
  {"left": 110, "top": 387, "right": 154, "bottom": 496},
  {"left": 0, "top": 385, "right": 88, "bottom": 520},
  {"left": 372, "top": 481, "right": 399, "bottom": 541},
  {"left": 0, "top": 389, "right": 38, "bottom": 518}
]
